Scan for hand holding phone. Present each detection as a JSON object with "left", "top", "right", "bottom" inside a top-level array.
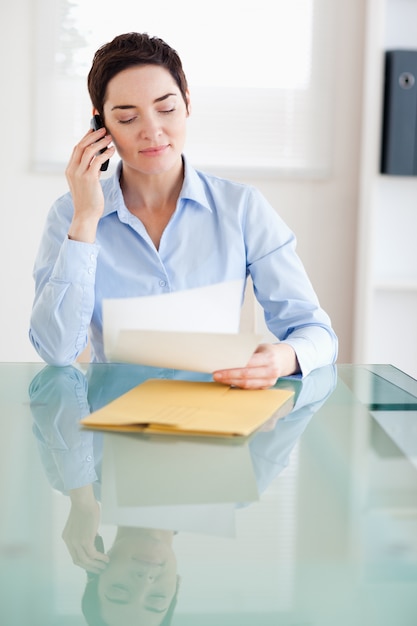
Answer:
[{"left": 90, "top": 114, "right": 110, "bottom": 171}]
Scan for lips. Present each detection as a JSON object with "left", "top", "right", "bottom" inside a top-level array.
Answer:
[{"left": 140, "top": 145, "right": 168, "bottom": 156}]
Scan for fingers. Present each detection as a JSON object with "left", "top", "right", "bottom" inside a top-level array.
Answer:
[
  {"left": 67, "top": 128, "right": 114, "bottom": 176},
  {"left": 65, "top": 128, "right": 115, "bottom": 236},
  {"left": 215, "top": 343, "right": 299, "bottom": 389},
  {"left": 213, "top": 367, "right": 277, "bottom": 389},
  {"left": 213, "top": 344, "right": 283, "bottom": 389},
  {"left": 73, "top": 552, "right": 108, "bottom": 575},
  {"left": 63, "top": 536, "right": 109, "bottom": 573}
]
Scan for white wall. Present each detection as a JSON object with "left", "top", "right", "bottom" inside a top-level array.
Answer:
[
  {"left": 1, "top": 1, "right": 67, "bottom": 361},
  {"left": 0, "top": 0, "right": 366, "bottom": 363},
  {"left": 354, "top": 0, "right": 417, "bottom": 379}
]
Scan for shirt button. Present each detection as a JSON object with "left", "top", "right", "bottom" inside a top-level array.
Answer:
[
  {"left": 159, "top": 280, "right": 167, "bottom": 287},
  {"left": 88, "top": 267, "right": 94, "bottom": 275},
  {"left": 90, "top": 254, "right": 96, "bottom": 262},
  {"left": 86, "top": 455, "right": 93, "bottom": 462}
]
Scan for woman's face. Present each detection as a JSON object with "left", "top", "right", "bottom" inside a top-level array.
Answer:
[
  {"left": 101, "top": 64, "right": 190, "bottom": 177},
  {"left": 97, "top": 533, "right": 178, "bottom": 625}
]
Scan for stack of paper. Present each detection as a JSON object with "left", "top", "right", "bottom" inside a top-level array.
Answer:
[{"left": 102, "top": 280, "right": 263, "bottom": 372}]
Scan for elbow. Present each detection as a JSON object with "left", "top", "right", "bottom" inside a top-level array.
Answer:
[{"left": 29, "top": 328, "right": 78, "bottom": 367}]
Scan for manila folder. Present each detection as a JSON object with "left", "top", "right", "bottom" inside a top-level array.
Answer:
[{"left": 81, "top": 379, "right": 295, "bottom": 437}]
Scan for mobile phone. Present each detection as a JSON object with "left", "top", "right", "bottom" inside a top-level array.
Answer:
[{"left": 90, "top": 114, "right": 110, "bottom": 171}]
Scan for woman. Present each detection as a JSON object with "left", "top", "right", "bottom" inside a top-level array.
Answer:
[{"left": 29, "top": 32, "right": 338, "bottom": 389}]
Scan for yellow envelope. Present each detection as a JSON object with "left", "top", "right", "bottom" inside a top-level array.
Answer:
[{"left": 81, "top": 379, "right": 295, "bottom": 438}]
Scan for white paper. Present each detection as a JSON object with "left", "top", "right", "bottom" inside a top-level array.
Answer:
[
  {"left": 112, "top": 329, "right": 263, "bottom": 372},
  {"left": 103, "top": 280, "right": 263, "bottom": 372}
]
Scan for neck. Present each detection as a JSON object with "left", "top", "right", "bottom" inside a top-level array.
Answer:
[{"left": 120, "top": 160, "right": 184, "bottom": 213}]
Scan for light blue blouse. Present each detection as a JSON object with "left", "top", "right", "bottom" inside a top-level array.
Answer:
[{"left": 30, "top": 157, "right": 337, "bottom": 374}]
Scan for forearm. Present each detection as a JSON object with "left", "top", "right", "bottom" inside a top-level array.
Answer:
[
  {"left": 69, "top": 483, "right": 97, "bottom": 507},
  {"left": 68, "top": 215, "right": 100, "bottom": 243},
  {"left": 30, "top": 238, "right": 98, "bottom": 365}
]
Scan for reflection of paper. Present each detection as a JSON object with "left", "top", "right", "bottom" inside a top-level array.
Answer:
[
  {"left": 103, "top": 280, "right": 263, "bottom": 372},
  {"left": 101, "top": 433, "right": 259, "bottom": 536},
  {"left": 103, "top": 434, "right": 259, "bottom": 505},
  {"left": 102, "top": 498, "right": 236, "bottom": 537}
]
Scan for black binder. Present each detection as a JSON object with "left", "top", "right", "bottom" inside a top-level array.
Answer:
[{"left": 381, "top": 49, "right": 417, "bottom": 176}]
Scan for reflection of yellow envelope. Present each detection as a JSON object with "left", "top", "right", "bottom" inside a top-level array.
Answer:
[{"left": 81, "top": 379, "right": 295, "bottom": 437}]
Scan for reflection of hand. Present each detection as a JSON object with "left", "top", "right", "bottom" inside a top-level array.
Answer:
[
  {"left": 213, "top": 343, "right": 299, "bottom": 389},
  {"left": 62, "top": 485, "right": 109, "bottom": 575}
]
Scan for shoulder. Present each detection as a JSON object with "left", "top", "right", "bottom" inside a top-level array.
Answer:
[
  {"left": 195, "top": 167, "right": 256, "bottom": 198},
  {"left": 185, "top": 162, "right": 295, "bottom": 245},
  {"left": 195, "top": 167, "right": 283, "bottom": 230},
  {"left": 184, "top": 158, "right": 268, "bottom": 214}
]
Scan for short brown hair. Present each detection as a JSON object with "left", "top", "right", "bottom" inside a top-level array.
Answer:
[{"left": 87, "top": 32, "right": 189, "bottom": 118}]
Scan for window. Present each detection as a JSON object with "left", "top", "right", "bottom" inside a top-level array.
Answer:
[{"left": 33, "top": 0, "right": 336, "bottom": 176}]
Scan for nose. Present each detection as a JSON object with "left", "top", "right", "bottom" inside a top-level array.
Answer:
[
  {"left": 139, "top": 113, "right": 162, "bottom": 140},
  {"left": 131, "top": 561, "right": 163, "bottom": 583}
]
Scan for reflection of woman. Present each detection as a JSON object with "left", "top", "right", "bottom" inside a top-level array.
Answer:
[
  {"left": 30, "top": 364, "right": 181, "bottom": 625},
  {"left": 82, "top": 529, "right": 179, "bottom": 626},
  {"left": 29, "top": 361, "right": 337, "bottom": 606},
  {"left": 29, "top": 31, "right": 337, "bottom": 390}
]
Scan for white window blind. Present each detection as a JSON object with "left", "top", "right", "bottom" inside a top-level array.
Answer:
[{"left": 33, "top": 0, "right": 336, "bottom": 177}]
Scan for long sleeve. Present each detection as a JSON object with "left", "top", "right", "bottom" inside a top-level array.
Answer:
[
  {"left": 29, "top": 365, "right": 100, "bottom": 495},
  {"left": 242, "top": 186, "right": 338, "bottom": 375},
  {"left": 29, "top": 194, "right": 100, "bottom": 365}
]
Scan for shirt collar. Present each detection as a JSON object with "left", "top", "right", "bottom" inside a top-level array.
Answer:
[
  {"left": 102, "top": 156, "right": 212, "bottom": 218},
  {"left": 180, "top": 156, "right": 213, "bottom": 212}
]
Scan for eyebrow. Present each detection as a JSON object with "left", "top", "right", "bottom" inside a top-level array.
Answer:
[{"left": 111, "top": 93, "right": 177, "bottom": 111}]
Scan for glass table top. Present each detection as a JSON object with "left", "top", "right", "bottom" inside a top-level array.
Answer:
[{"left": 1, "top": 362, "right": 417, "bottom": 625}]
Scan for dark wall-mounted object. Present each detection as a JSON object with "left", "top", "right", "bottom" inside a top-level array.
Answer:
[{"left": 380, "top": 49, "right": 417, "bottom": 176}]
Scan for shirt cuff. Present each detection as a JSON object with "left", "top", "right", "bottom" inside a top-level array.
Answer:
[
  {"left": 51, "top": 236, "right": 100, "bottom": 285},
  {"left": 283, "top": 326, "right": 338, "bottom": 377}
]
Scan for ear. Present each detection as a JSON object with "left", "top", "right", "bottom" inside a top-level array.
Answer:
[
  {"left": 185, "top": 90, "right": 191, "bottom": 116},
  {"left": 92, "top": 107, "right": 105, "bottom": 122}
]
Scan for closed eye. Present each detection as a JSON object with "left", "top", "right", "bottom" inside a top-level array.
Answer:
[
  {"left": 118, "top": 108, "right": 175, "bottom": 124},
  {"left": 105, "top": 595, "right": 129, "bottom": 605},
  {"left": 118, "top": 118, "right": 136, "bottom": 125},
  {"left": 104, "top": 585, "right": 130, "bottom": 603},
  {"left": 145, "top": 594, "right": 169, "bottom": 612}
]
